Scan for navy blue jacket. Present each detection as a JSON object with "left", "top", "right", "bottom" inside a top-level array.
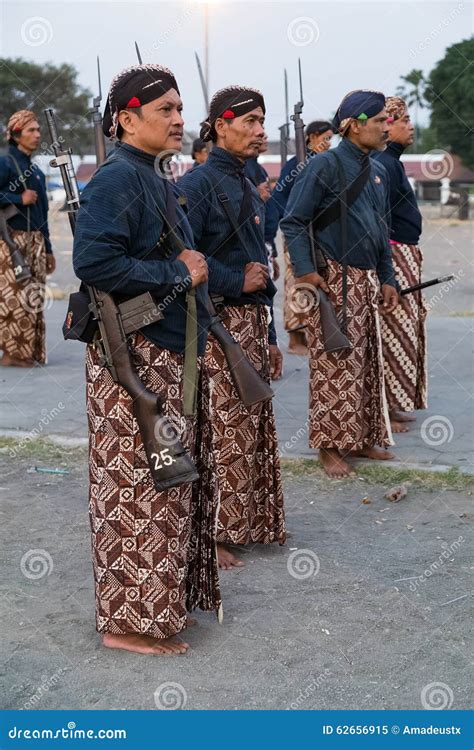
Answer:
[
  {"left": 0, "top": 144, "right": 52, "bottom": 252},
  {"left": 73, "top": 142, "right": 210, "bottom": 355},
  {"left": 373, "top": 141, "right": 422, "bottom": 245},
  {"left": 280, "top": 138, "right": 396, "bottom": 287},
  {"left": 179, "top": 147, "right": 277, "bottom": 343}
]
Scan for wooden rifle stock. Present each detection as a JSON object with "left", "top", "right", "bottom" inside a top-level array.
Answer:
[{"left": 0, "top": 206, "right": 32, "bottom": 283}]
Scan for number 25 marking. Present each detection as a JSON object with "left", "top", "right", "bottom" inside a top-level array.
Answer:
[{"left": 151, "top": 448, "right": 175, "bottom": 471}]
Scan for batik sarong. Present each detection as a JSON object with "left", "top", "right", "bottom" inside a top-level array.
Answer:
[
  {"left": 283, "top": 240, "right": 309, "bottom": 335},
  {"left": 205, "top": 304, "right": 286, "bottom": 546},
  {"left": 0, "top": 229, "right": 46, "bottom": 363},
  {"left": 381, "top": 242, "right": 427, "bottom": 412},
  {"left": 86, "top": 332, "right": 221, "bottom": 639},
  {"left": 307, "top": 260, "right": 393, "bottom": 452}
]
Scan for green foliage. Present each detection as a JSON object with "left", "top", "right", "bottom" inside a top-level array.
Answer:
[
  {"left": 425, "top": 38, "right": 474, "bottom": 170},
  {"left": 0, "top": 57, "right": 94, "bottom": 155}
]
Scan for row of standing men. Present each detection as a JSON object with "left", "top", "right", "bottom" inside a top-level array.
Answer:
[{"left": 0, "top": 65, "right": 426, "bottom": 655}]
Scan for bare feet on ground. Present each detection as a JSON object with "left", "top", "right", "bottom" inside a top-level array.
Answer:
[
  {"left": 287, "top": 331, "right": 309, "bottom": 356},
  {"left": 320, "top": 448, "right": 356, "bottom": 479},
  {"left": 0, "top": 353, "right": 35, "bottom": 368},
  {"left": 390, "top": 410, "right": 415, "bottom": 433},
  {"left": 217, "top": 543, "right": 244, "bottom": 570},
  {"left": 350, "top": 446, "right": 395, "bottom": 461},
  {"left": 102, "top": 632, "right": 189, "bottom": 655}
]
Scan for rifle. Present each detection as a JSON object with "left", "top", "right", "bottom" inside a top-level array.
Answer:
[
  {"left": 291, "top": 59, "right": 351, "bottom": 353},
  {"left": 0, "top": 205, "right": 32, "bottom": 283},
  {"left": 194, "top": 52, "right": 209, "bottom": 113},
  {"left": 401, "top": 274, "right": 454, "bottom": 296},
  {"left": 90, "top": 57, "right": 106, "bottom": 165},
  {"left": 44, "top": 107, "right": 199, "bottom": 490},
  {"left": 278, "top": 69, "right": 290, "bottom": 168}
]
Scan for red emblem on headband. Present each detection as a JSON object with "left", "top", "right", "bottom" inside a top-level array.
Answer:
[
  {"left": 126, "top": 96, "right": 141, "bottom": 108},
  {"left": 222, "top": 109, "right": 235, "bottom": 119}
]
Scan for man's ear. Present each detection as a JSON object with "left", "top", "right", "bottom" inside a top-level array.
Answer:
[{"left": 117, "top": 110, "right": 135, "bottom": 136}]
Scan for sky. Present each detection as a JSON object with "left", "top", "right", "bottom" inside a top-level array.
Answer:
[{"left": 1, "top": 0, "right": 470, "bottom": 139}]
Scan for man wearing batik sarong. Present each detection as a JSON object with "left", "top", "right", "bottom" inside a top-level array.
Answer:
[
  {"left": 180, "top": 86, "right": 286, "bottom": 569},
  {"left": 281, "top": 91, "right": 399, "bottom": 479},
  {"left": 272, "top": 121, "right": 334, "bottom": 355},
  {"left": 373, "top": 96, "right": 427, "bottom": 433},
  {"left": 0, "top": 110, "right": 55, "bottom": 367},
  {"left": 73, "top": 64, "right": 221, "bottom": 655}
]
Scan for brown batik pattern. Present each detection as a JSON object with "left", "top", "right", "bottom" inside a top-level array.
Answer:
[
  {"left": 86, "top": 333, "right": 221, "bottom": 639},
  {"left": 381, "top": 243, "right": 428, "bottom": 412},
  {"left": 307, "top": 260, "right": 393, "bottom": 452},
  {"left": 205, "top": 304, "right": 286, "bottom": 546},
  {"left": 0, "top": 230, "right": 47, "bottom": 363},
  {"left": 283, "top": 240, "right": 309, "bottom": 334}
]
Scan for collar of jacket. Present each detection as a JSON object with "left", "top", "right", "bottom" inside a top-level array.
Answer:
[
  {"left": 114, "top": 141, "right": 161, "bottom": 168},
  {"left": 207, "top": 146, "right": 246, "bottom": 176},
  {"left": 338, "top": 137, "right": 370, "bottom": 163},
  {"left": 385, "top": 140, "right": 405, "bottom": 159}
]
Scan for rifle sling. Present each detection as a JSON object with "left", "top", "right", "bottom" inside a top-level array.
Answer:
[{"left": 312, "top": 151, "right": 370, "bottom": 232}]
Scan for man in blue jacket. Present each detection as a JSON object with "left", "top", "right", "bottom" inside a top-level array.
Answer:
[
  {"left": 73, "top": 64, "right": 221, "bottom": 656},
  {"left": 281, "top": 91, "right": 398, "bottom": 479},
  {"left": 180, "top": 86, "right": 286, "bottom": 569},
  {"left": 373, "top": 96, "right": 427, "bottom": 434},
  {"left": 0, "top": 109, "right": 55, "bottom": 367}
]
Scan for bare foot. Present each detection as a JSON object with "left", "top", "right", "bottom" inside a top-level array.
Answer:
[
  {"left": 350, "top": 447, "right": 395, "bottom": 461},
  {"left": 0, "top": 354, "right": 35, "bottom": 368},
  {"left": 217, "top": 544, "right": 244, "bottom": 570},
  {"left": 102, "top": 632, "right": 189, "bottom": 655},
  {"left": 319, "top": 448, "right": 356, "bottom": 479},
  {"left": 390, "top": 410, "right": 416, "bottom": 423},
  {"left": 390, "top": 420, "right": 410, "bottom": 434},
  {"left": 287, "top": 331, "right": 308, "bottom": 356}
]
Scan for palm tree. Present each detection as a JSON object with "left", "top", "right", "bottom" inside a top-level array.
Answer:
[{"left": 396, "top": 69, "right": 427, "bottom": 151}]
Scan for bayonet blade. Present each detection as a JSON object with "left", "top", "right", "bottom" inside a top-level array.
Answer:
[{"left": 135, "top": 41, "right": 143, "bottom": 64}]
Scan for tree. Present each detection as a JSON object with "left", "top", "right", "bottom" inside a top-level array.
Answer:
[
  {"left": 0, "top": 58, "right": 93, "bottom": 155},
  {"left": 425, "top": 38, "right": 474, "bottom": 170},
  {"left": 396, "top": 69, "right": 427, "bottom": 151}
]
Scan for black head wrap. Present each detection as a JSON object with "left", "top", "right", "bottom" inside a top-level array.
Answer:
[
  {"left": 200, "top": 86, "right": 265, "bottom": 142},
  {"left": 332, "top": 90, "right": 386, "bottom": 134},
  {"left": 102, "top": 64, "right": 180, "bottom": 139}
]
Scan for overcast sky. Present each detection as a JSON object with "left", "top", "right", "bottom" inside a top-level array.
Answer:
[{"left": 1, "top": 0, "right": 470, "bottom": 138}]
